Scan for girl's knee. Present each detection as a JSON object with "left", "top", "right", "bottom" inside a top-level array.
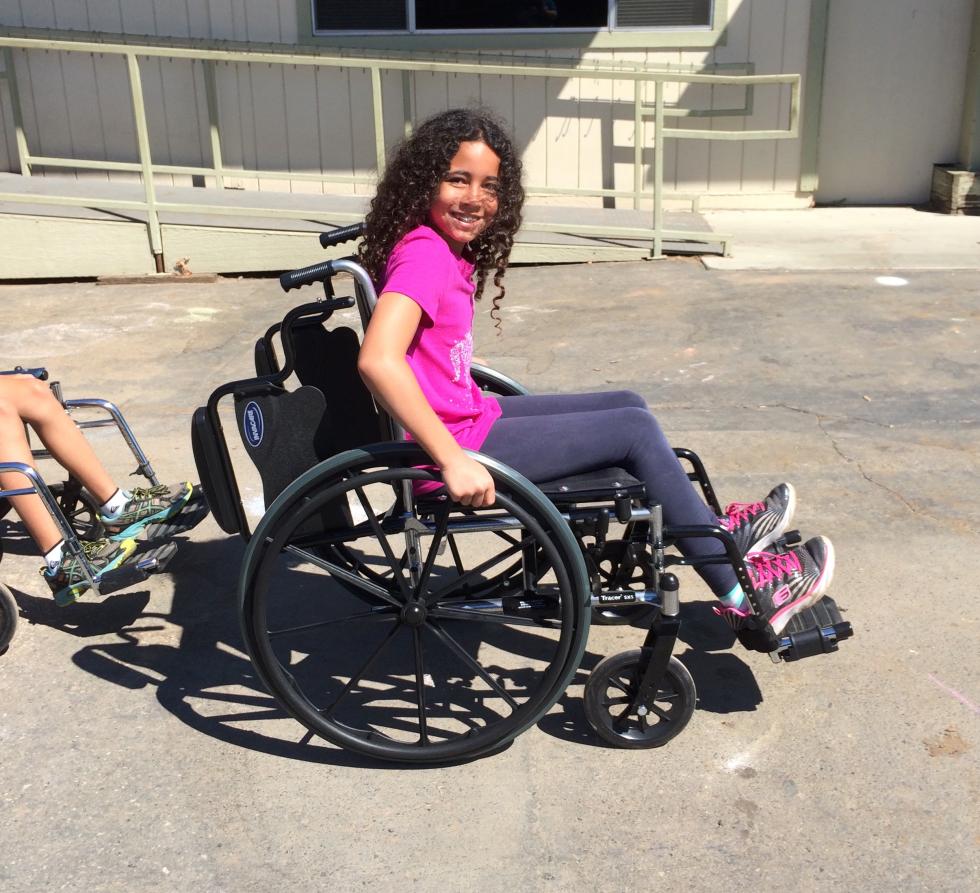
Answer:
[
  {"left": 609, "top": 390, "right": 647, "bottom": 409},
  {"left": 620, "top": 405, "right": 670, "bottom": 446},
  {"left": 0, "top": 398, "right": 18, "bottom": 425},
  {"left": 14, "top": 379, "right": 61, "bottom": 423}
]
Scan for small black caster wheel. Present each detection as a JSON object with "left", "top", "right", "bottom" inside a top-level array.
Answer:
[
  {"left": 584, "top": 649, "right": 695, "bottom": 748},
  {"left": 0, "top": 582, "right": 17, "bottom": 655}
]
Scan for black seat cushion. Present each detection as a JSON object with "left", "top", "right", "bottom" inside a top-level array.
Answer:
[{"left": 537, "top": 467, "right": 645, "bottom": 504}]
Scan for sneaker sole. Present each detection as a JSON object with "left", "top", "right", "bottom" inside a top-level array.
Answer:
[
  {"left": 767, "top": 536, "right": 836, "bottom": 635},
  {"left": 53, "top": 538, "right": 138, "bottom": 607},
  {"left": 746, "top": 482, "right": 797, "bottom": 554},
  {"left": 105, "top": 483, "right": 193, "bottom": 542}
]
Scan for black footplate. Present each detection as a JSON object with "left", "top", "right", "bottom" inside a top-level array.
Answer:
[
  {"left": 142, "top": 487, "right": 210, "bottom": 544},
  {"left": 97, "top": 542, "right": 178, "bottom": 595},
  {"left": 736, "top": 595, "right": 852, "bottom": 661}
]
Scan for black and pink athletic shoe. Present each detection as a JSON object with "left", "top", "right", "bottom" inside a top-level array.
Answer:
[
  {"left": 719, "top": 482, "right": 796, "bottom": 556},
  {"left": 715, "top": 535, "right": 836, "bottom": 636}
]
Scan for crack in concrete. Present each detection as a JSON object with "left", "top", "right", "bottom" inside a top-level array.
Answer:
[{"left": 765, "top": 402, "right": 922, "bottom": 515}]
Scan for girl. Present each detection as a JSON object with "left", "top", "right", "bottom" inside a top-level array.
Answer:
[
  {"left": 0, "top": 374, "right": 192, "bottom": 605},
  {"left": 357, "top": 108, "right": 834, "bottom": 637}
]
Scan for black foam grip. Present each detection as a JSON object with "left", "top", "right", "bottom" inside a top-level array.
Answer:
[
  {"left": 319, "top": 222, "right": 365, "bottom": 249},
  {"left": 279, "top": 260, "right": 335, "bottom": 293}
]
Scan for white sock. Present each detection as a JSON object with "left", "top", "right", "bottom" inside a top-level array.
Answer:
[
  {"left": 100, "top": 488, "right": 129, "bottom": 518},
  {"left": 44, "top": 540, "right": 65, "bottom": 573}
]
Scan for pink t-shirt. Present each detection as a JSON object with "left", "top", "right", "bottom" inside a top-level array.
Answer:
[{"left": 381, "top": 224, "right": 502, "bottom": 452}]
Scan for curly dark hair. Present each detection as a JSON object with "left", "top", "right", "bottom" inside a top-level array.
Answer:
[{"left": 358, "top": 108, "right": 525, "bottom": 329}]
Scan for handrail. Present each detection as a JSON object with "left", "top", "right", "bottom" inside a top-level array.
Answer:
[{"left": 0, "top": 32, "right": 801, "bottom": 266}]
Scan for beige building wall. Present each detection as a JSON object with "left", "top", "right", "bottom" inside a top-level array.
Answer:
[
  {"left": 0, "top": 0, "right": 974, "bottom": 207},
  {"left": 817, "top": 0, "right": 975, "bottom": 204}
]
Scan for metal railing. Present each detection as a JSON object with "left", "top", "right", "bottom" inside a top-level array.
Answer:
[{"left": 0, "top": 32, "right": 801, "bottom": 266}]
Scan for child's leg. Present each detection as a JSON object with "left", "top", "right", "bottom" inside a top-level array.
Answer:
[
  {"left": 481, "top": 402, "right": 835, "bottom": 633},
  {"left": 495, "top": 390, "right": 646, "bottom": 419},
  {"left": 481, "top": 403, "right": 741, "bottom": 598},
  {"left": 0, "top": 393, "right": 64, "bottom": 552},
  {"left": 497, "top": 392, "right": 796, "bottom": 555},
  {"left": 0, "top": 377, "right": 115, "bottom": 504}
]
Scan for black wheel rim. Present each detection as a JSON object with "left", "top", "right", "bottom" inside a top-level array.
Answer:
[
  {"left": 243, "top": 463, "right": 587, "bottom": 762},
  {"left": 594, "top": 659, "right": 687, "bottom": 744}
]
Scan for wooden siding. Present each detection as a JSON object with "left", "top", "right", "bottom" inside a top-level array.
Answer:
[
  {"left": 0, "top": 0, "right": 974, "bottom": 205},
  {"left": 0, "top": 0, "right": 814, "bottom": 207}
]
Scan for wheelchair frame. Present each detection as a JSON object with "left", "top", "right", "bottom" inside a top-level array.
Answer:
[{"left": 191, "top": 226, "right": 852, "bottom": 763}]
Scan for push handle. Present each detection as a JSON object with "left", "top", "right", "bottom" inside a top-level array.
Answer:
[
  {"left": 319, "top": 222, "right": 365, "bottom": 249},
  {"left": 279, "top": 260, "right": 336, "bottom": 293}
]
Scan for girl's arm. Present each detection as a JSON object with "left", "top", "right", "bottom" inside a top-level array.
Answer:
[{"left": 358, "top": 291, "right": 495, "bottom": 507}]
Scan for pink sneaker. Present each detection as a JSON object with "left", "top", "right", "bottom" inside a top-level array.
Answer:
[
  {"left": 715, "top": 535, "right": 835, "bottom": 636},
  {"left": 719, "top": 483, "right": 796, "bottom": 556}
]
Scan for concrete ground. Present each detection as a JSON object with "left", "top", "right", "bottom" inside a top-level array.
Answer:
[{"left": 0, "top": 208, "right": 978, "bottom": 892}]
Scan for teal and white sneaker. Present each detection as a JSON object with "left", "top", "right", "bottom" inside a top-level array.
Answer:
[
  {"left": 100, "top": 482, "right": 193, "bottom": 541},
  {"left": 42, "top": 538, "right": 138, "bottom": 607}
]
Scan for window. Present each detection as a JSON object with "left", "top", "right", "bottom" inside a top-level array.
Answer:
[{"left": 312, "top": 1, "right": 714, "bottom": 33}]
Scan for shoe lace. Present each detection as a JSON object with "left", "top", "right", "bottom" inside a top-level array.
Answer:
[
  {"left": 746, "top": 549, "right": 801, "bottom": 588},
  {"left": 130, "top": 484, "right": 172, "bottom": 501},
  {"left": 40, "top": 538, "right": 113, "bottom": 577},
  {"left": 82, "top": 537, "right": 112, "bottom": 555},
  {"left": 720, "top": 499, "right": 765, "bottom": 529}
]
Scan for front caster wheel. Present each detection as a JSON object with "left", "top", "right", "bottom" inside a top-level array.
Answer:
[{"left": 584, "top": 649, "right": 695, "bottom": 748}]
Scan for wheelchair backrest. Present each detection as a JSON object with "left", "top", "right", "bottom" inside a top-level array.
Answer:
[{"left": 192, "top": 257, "right": 392, "bottom": 539}]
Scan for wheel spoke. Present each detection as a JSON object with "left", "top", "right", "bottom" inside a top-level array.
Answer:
[
  {"left": 354, "top": 487, "right": 412, "bottom": 601},
  {"left": 606, "top": 675, "right": 634, "bottom": 697},
  {"left": 284, "top": 544, "right": 402, "bottom": 609},
  {"left": 413, "top": 505, "right": 450, "bottom": 601},
  {"left": 318, "top": 621, "right": 403, "bottom": 719},
  {"left": 424, "top": 539, "right": 525, "bottom": 606},
  {"left": 413, "top": 627, "right": 429, "bottom": 746},
  {"left": 268, "top": 607, "right": 397, "bottom": 639},
  {"left": 649, "top": 704, "right": 674, "bottom": 722},
  {"left": 428, "top": 620, "right": 519, "bottom": 710},
  {"left": 447, "top": 534, "right": 464, "bottom": 574},
  {"left": 601, "top": 695, "right": 631, "bottom": 707}
]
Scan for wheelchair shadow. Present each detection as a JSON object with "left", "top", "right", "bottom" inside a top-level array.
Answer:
[
  {"left": 15, "top": 534, "right": 421, "bottom": 770},
  {"left": 14, "top": 528, "right": 763, "bottom": 764}
]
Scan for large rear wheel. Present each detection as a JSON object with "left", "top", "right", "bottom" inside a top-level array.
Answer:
[{"left": 240, "top": 444, "right": 591, "bottom": 764}]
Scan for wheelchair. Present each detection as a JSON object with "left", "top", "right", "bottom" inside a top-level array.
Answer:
[
  {"left": 191, "top": 224, "right": 853, "bottom": 764},
  {"left": 0, "top": 367, "right": 208, "bottom": 653}
]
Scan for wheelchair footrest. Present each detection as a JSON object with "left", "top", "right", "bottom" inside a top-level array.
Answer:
[
  {"left": 141, "top": 487, "right": 210, "bottom": 543},
  {"left": 734, "top": 595, "right": 852, "bottom": 660},
  {"left": 97, "top": 542, "right": 178, "bottom": 595},
  {"left": 776, "top": 595, "right": 852, "bottom": 662}
]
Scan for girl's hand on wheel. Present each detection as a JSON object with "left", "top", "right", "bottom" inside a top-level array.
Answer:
[{"left": 442, "top": 455, "right": 495, "bottom": 508}]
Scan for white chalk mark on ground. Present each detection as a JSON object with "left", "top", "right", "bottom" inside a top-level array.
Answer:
[
  {"left": 927, "top": 673, "right": 980, "bottom": 715},
  {"left": 874, "top": 276, "right": 909, "bottom": 287}
]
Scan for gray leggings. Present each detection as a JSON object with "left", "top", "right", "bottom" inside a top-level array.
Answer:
[{"left": 479, "top": 391, "right": 737, "bottom": 598}]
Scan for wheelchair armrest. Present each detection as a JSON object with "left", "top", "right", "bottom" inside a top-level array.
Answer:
[
  {"left": 471, "top": 364, "right": 531, "bottom": 397},
  {"left": 0, "top": 366, "right": 48, "bottom": 380}
]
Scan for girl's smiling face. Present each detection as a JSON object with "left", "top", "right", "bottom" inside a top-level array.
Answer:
[{"left": 428, "top": 140, "right": 501, "bottom": 255}]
